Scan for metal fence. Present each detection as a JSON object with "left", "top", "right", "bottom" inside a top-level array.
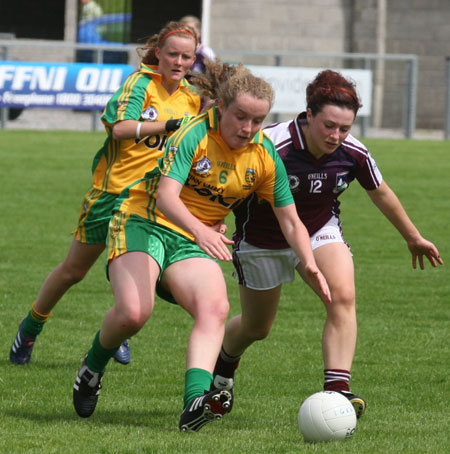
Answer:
[
  {"left": 445, "top": 57, "right": 450, "bottom": 140},
  {"left": 215, "top": 49, "right": 418, "bottom": 139},
  {"left": 0, "top": 39, "right": 421, "bottom": 138}
]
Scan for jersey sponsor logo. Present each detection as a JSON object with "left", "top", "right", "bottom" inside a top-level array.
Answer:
[
  {"left": 185, "top": 175, "right": 244, "bottom": 210},
  {"left": 192, "top": 187, "right": 243, "bottom": 210},
  {"left": 186, "top": 175, "right": 223, "bottom": 194},
  {"left": 164, "top": 107, "right": 183, "bottom": 116},
  {"left": 288, "top": 174, "right": 300, "bottom": 192},
  {"left": 138, "top": 134, "right": 168, "bottom": 151},
  {"left": 308, "top": 172, "right": 328, "bottom": 180},
  {"left": 217, "top": 160, "right": 236, "bottom": 171},
  {"left": 195, "top": 157, "right": 212, "bottom": 176},
  {"left": 141, "top": 106, "right": 158, "bottom": 121},
  {"left": 333, "top": 171, "right": 349, "bottom": 194},
  {"left": 315, "top": 234, "right": 337, "bottom": 242}
]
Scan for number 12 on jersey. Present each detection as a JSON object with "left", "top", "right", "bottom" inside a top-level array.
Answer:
[{"left": 309, "top": 180, "right": 322, "bottom": 193}]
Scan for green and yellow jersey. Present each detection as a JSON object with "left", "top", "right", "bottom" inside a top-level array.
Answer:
[
  {"left": 114, "top": 106, "right": 294, "bottom": 241},
  {"left": 91, "top": 63, "right": 201, "bottom": 194}
]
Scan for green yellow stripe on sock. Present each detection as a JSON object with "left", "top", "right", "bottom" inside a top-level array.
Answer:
[{"left": 31, "top": 301, "right": 51, "bottom": 322}]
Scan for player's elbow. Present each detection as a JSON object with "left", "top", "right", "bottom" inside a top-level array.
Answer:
[{"left": 155, "top": 191, "right": 174, "bottom": 216}]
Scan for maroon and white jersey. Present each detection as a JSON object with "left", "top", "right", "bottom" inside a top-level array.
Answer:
[{"left": 233, "top": 112, "right": 383, "bottom": 249}]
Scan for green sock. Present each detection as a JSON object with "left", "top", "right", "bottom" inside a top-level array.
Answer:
[
  {"left": 85, "top": 331, "right": 119, "bottom": 373},
  {"left": 21, "top": 311, "right": 45, "bottom": 338},
  {"left": 184, "top": 368, "right": 213, "bottom": 409}
]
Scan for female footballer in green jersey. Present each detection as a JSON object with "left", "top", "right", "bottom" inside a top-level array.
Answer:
[
  {"left": 72, "top": 62, "right": 332, "bottom": 432},
  {"left": 10, "top": 21, "right": 202, "bottom": 366}
]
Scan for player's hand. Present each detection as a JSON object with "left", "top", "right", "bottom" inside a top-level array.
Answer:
[
  {"left": 194, "top": 225, "right": 234, "bottom": 261},
  {"left": 165, "top": 115, "right": 194, "bottom": 132},
  {"left": 407, "top": 237, "right": 444, "bottom": 269},
  {"left": 302, "top": 263, "right": 332, "bottom": 304}
]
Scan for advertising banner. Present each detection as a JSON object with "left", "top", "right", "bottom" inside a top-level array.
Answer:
[
  {"left": 0, "top": 61, "right": 134, "bottom": 110},
  {"left": 0, "top": 61, "right": 372, "bottom": 116},
  {"left": 247, "top": 66, "right": 372, "bottom": 117}
]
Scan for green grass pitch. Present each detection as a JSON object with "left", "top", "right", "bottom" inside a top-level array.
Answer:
[{"left": 0, "top": 130, "right": 449, "bottom": 453}]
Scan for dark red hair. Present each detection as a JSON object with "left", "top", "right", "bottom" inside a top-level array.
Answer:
[{"left": 306, "top": 70, "right": 362, "bottom": 117}]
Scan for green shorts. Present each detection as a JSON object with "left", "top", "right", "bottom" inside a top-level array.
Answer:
[
  {"left": 106, "top": 213, "right": 213, "bottom": 303},
  {"left": 74, "top": 187, "right": 118, "bottom": 244}
]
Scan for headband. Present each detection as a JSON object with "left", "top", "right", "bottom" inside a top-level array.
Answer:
[{"left": 159, "top": 29, "right": 195, "bottom": 44}]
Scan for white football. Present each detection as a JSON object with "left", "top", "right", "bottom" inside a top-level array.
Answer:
[{"left": 298, "top": 391, "right": 356, "bottom": 443}]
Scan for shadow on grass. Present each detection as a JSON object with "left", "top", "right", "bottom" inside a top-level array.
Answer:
[
  {"left": 3, "top": 407, "right": 174, "bottom": 429},
  {"left": 3, "top": 359, "right": 84, "bottom": 370}
]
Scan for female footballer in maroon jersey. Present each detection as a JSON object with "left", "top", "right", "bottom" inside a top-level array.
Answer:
[{"left": 212, "top": 70, "right": 443, "bottom": 418}]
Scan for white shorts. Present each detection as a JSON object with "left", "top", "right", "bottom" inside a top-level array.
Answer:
[{"left": 233, "top": 216, "right": 347, "bottom": 290}]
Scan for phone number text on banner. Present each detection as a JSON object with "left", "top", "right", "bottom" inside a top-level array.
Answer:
[{"left": 0, "top": 61, "right": 134, "bottom": 110}]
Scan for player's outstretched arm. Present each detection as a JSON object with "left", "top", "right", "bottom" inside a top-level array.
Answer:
[
  {"left": 273, "top": 204, "right": 332, "bottom": 304},
  {"left": 112, "top": 119, "right": 168, "bottom": 140},
  {"left": 366, "top": 181, "right": 444, "bottom": 269}
]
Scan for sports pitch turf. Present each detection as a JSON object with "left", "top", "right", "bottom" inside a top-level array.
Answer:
[{"left": 0, "top": 131, "right": 448, "bottom": 453}]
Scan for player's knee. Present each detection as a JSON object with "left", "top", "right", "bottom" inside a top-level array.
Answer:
[
  {"left": 326, "top": 287, "right": 356, "bottom": 325},
  {"left": 217, "top": 299, "right": 230, "bottom": 322},
  {"left": 60, "top": 264, "right": 88, "bottom": 285},
  {"left": 118, "top": 309, "right": 150, "bottom": 334},
  {"left": 330, "top": 286, "right": 355, "bottom": 310},
  {"left": 210, "top": 299, "right": 229, "bottom": 325},
  {"left": 196, "top": 297, "right": 229, "bottom": 327},
  {"left": 246, "top": 323, "right": 272, "bottom": 342}
]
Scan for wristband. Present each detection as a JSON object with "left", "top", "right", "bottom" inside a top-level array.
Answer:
[
  {"left": 165, "top": 115, "right": 194, "bottom": 132},
  {"left": 165, "top": 118, "right": 182, "bottom": 132},
  {"left": 136, "top": 121, "right": 143, "bottom": 139}
]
